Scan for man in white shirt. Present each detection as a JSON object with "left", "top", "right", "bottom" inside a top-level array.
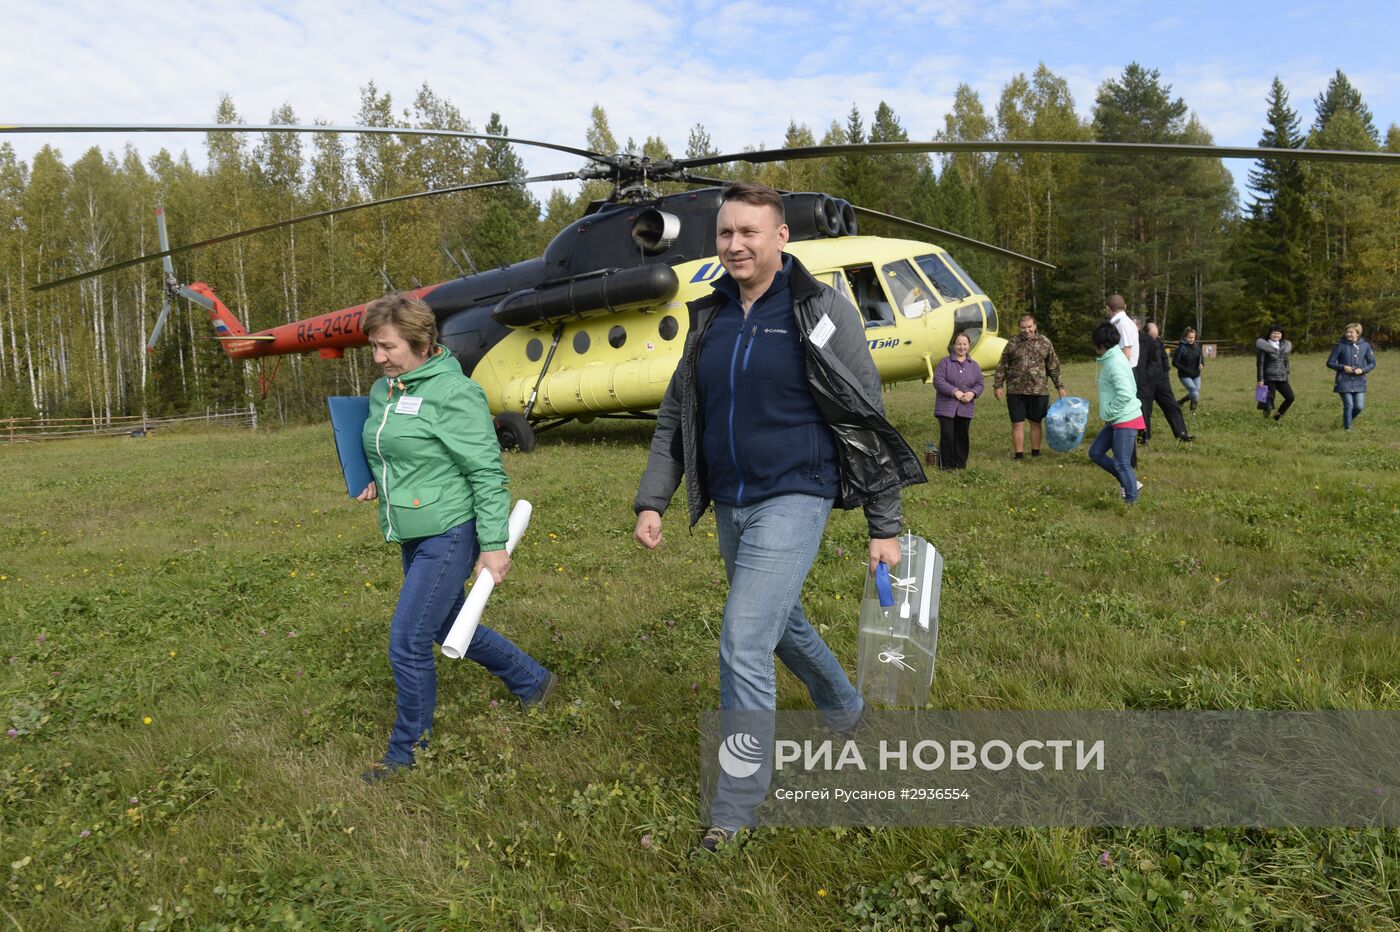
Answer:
[
  {"left": 1106, "top": 294, "right": 1138, "bottom": 368},
  {"left": 1105, "top": 293, "right": 1140, "bottom": 467}
]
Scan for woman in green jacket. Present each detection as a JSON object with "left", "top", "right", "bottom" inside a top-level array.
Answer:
[
  {"left": 356, "top": 294, "right": 555, "bottom": 779},
  {"left": 1087, "top": 321, "right": 1145, "bottom": 504}
]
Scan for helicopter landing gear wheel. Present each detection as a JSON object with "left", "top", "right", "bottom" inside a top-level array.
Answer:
[{"left": 494, "top": 411, "right": 537, "bottom": 452}]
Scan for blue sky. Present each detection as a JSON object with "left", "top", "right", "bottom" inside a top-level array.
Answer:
[{"left": 3, "top": 0, "right": 1395, "bottom": 200}]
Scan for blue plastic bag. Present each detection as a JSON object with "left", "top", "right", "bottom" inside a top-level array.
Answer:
[{"left": 1045, "top": 396, "right": 1090, "bottom": 452}]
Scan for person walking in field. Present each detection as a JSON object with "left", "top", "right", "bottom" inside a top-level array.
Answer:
[
  {"left": 1135, "top": 320, "right": 1193, "bottom": 444},
  {"left": 1256, "top": 326, "right": 1295, "bottom": 420},
  {"left": 1326, "top": 322, "right": 1376, "bottom": 430},
  {"left": 1173, "top": 327, "right": 1204, "bottom": 413},
  {"left": 1088, "top": 321, "right": 1145, "bottom": 504},
  {"left": 932, "top": 331, "right": 984, "bottom": 470},
  {"left": 355, "top": 293, "right": 556, "bottom": 782},
  {"left": 632, "top": 182, "right": 924, "bottom": 851}
]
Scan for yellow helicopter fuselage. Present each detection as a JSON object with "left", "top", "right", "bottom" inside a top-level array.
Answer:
[{"left": 472, "top": 236, "right": 1006, "bottom": 419}]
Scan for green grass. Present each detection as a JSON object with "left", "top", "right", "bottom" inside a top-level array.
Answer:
[{"left": 3, "top": 353, "right": 1399, "bottom": 930}]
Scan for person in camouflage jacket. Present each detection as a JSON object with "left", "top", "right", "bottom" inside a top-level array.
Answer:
[{"left": 993, "top": 314, "right": 1067, "bottom": 459}]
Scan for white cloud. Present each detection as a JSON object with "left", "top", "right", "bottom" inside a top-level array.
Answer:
[{"left": 3, "top": 0, "right": 1395, "bottom": 209}]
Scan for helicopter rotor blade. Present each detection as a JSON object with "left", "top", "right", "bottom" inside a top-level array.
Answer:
[
  {"left": 177, "top": 285, "right": 215, "bottom": 310},
  {"left": 147, "top": 297, "right": 173, "bottom": 352},
  {"left": 676, "top": 139, "right": 1400, "bottom": 171},
  {"left": 679, "top": 173, "right": 732, "bottom": 187},
  {"left": 155, "top": 206, "right": 176, "bottom": 281},
  {"left": 32, "top": 172, "right": 579, "bottom": 292},
  {"left": 850, "top": 206, "right": 1055, "bottom": 270},
  {"left": 0, "top": 122, "right": 609, "bottom": 164}
]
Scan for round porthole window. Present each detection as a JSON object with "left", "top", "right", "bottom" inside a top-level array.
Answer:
[
  {"left": 659, "top": 315, "right": 679, "bottom": 340},
  {"left": 525, "top": 338, "right": 543, "bottom": 362},
  {"left": 608, "top": 325, "right": 627, "bottom": 348},
  {"left": 573, "top": 330, "right": 591, "bottom": 354}
]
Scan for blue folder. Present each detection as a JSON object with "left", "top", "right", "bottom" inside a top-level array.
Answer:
[{"left": 327, "top": 396, "right": 373, "bottom": 498}]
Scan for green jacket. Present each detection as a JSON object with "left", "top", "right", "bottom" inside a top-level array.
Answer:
[
  {"left": 1095, "top": 347, "right": 1143, "bottom": 425},
  {"left": 361, "top": 346, "right": 510, "bottom": 547}
]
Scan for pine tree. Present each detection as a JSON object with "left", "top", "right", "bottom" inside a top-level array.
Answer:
[
  {"left": 1239, "top": 77, "right": 1312, "bottom": 337},
  {"left": 1307, "top": 70, "right": 1385, "bottom": 341},
  {"left": 580, "top": 105, "right": 619, "bottom": 207},
  {"left": 1054, "top": 64, "right": 1236, "bottom": 341},
  {"left": 989, "top": 64, "right": 1088, "bottom": 320},
  {"left": 1313, "top": 70, "right": 1378, "bottom": 142},
  {"left": 833, "top": 104, "right": 874, "bottom": 206},
  {"left": 932, "top": 87, "right": 1003, "bottom": 304},
  {"left": 468, "top": 113, "right": 541, "bottom": 267}
]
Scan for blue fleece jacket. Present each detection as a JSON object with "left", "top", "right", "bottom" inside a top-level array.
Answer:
[{"left": 695, "top": 256, "right": 840, "bottom": 507}]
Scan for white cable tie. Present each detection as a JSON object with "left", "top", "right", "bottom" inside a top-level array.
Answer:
[{"left": 878, "top": 649, "right": 915, "bottom": 671}]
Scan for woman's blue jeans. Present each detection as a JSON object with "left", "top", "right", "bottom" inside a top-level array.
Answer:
[
  {"left": 1088, "top": 424, "right": 1140, "bottom": 503},
  {"left": 386, "top": 520, "right": 548, "bottom": 765},
  {"left": 1178, "top": 376, "right": 1200, "bottom": 401},
  {"left": 1341, "top": 391, "right": 1366, "bottom": 428},
  {"left": 709, "top": 494, "right": 863, "bottom": 830}
]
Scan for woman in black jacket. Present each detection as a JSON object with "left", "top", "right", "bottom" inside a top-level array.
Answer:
[
  {"left": 1173, "top": 327, "right": 1203, "bottom": 412},
  {"left": 1256, "top": 326, "right": 1294, "bottom": 420}
]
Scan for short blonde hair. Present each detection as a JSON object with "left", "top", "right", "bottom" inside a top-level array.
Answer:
[
  {"left": 363, "top": 293, "right": 437, "bottom": 356},
  {"left": 1345, "top": 322, "right": 1363, "bottom": 336}
]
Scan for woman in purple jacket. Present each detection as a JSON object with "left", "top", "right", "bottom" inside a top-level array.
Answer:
[{"left": 932, "top": 332, "right": 984, "bottom": 470}]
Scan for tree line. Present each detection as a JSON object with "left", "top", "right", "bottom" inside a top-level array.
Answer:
[{"left": 0, "top": 64, "right": 1395, "bottom": 421}]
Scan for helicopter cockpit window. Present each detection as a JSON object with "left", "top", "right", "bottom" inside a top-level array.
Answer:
[
  {"left": 844, "top": 265, "right": 895, "bottom": 328},
  {"left": 914, "top": 254, "right": 972, "bottom": 303},
  {"left": 953, "top": 304, "right": 985, "bottom": 346},
  {"left": 882, "top": 260, "right": 934, "bottom": 319},
  {"left": 981, "top": 300, "right": 998, "bottom": 335},
  {"left": 943, "top": 254, "right": 986, "bottom": 299}
]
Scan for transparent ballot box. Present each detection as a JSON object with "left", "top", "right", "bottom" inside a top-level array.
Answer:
[{"left": 856, "top": 533, "right": 944, "bottom": 708}]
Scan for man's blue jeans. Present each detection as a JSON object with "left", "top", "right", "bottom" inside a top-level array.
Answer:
[
  {"left": 710, "top": 494, "right": 863, "bottom": 829},
  {"left": 1087, "top": 424, "right": 1140, "bottom": 503},
  {"left": 1341, "top": 391, "right": 1366, "bottom": 428},
  {"left": 386, "top": 520, "right": 549, "bottom": 765},
  {"left": 713, "top": 494, "right": 862, "bottom": 713}
]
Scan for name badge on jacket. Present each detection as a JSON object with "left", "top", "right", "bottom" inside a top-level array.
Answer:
[{"left": 395, "top": 395, "right": 423, "bottom": 416}]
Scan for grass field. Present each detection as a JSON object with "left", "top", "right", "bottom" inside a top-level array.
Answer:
[{"left": 4, "top": 353, "right": 1400, "bottom": 930}]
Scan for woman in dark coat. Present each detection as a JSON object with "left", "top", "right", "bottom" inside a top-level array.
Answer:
[
  {"left": 1326, "top": 322, "right": 1377, "bottom": 430},
  {"left": 1173, "top": 327, "right": 1203, "bottom": 412},
  {"left": 932, "top": 332, "right": 984, "bottom": 469},
  {"left": 1256, "top": 325, "right": 1294, "bottom": 420}
]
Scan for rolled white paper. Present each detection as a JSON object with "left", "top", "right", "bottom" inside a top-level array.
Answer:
[{"left": 440, "top": 500, "right": 533, "bottom": 659}]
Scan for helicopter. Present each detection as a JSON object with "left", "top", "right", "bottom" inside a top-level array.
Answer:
[{"left": 8, "top": 123, "right": 1398, "bottom": 451}]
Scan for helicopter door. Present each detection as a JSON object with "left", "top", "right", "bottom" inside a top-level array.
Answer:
[
  {"left": 844, "top": 265, "right": 895, "bottom": 328},
  {"left": 820, "top": 270, "right": 859, "bottom": 313}
]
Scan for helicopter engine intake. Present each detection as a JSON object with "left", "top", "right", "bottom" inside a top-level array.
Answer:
[
  {"left": 630, "top": 209, "right": 682, "bottom": 256},
  {"left": 491, "top": 264, "right": 679, "bottom": 328}
]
